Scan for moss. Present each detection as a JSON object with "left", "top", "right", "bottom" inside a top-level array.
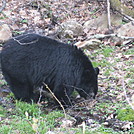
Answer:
[
  {"left": 117, "top": 108, "right": 134, "bottom": 121},
  {"left": 110, "top": 0, "right": 134, "bottom": 18},
  {"left": 0, "top": 106, "right": 6, "bottom": 117}
]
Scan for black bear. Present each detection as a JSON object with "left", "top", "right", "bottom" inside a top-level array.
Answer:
[{"left": 1, "top": 33, "right": 99, "bottom": 106}]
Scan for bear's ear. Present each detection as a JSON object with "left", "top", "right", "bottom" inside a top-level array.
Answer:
[{"left": 95, "top": 67, "right": 99, "bottom": 75}]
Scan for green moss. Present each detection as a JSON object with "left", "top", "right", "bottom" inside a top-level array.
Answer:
[
  {"left": 117, "top": 108, "right": 134, "bottom": 121},
  {"left": 104, "top": 69, "right": 112, "bottom": 76},
  {"left": 124, "top": 47, "right": 134, "bottom": 55},
  {"left": 0, "top": 106, "right": 6, "bottom": 117},
  {"left": 92, "top": 61, "right": 100, "bottom": 68},
  {"left": 102, "top": 47, "right": 114, "bottom": 57}
]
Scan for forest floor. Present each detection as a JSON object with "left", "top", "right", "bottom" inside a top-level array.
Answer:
[{"left": 0, "top": 0, "right": 134, "bottom": 134}]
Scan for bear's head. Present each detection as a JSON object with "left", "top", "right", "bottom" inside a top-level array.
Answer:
[{"left": 77, "top": 67, "right": 99, "bottom": 99}]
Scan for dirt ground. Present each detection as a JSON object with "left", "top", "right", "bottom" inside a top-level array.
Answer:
[{"left": 0, "top": 0, "right": 134, "bottom": 133}]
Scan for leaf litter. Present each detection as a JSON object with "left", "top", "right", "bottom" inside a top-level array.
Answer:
[{"left": 0, "top": 0, "right": 134, "bottom": 133}]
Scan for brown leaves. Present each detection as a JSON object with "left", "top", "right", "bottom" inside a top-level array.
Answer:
[{"left": 103, "top": 119, "right": 134, "bottom": 131}]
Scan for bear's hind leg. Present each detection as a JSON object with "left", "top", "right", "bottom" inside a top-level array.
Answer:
[{"left": 3, "top": 72, "right": 38, "bottom": 102}]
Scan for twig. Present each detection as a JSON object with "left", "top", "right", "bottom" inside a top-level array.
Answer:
[
  {"left": 37, "top": 86, "right": 43, "bottom": 104},
  {"left": 107, "top": 0, "right": 112, "bottom": 30},
  {"left": 43, "top": 82, "right": 67, "bottom": 118},
  {"left": 12, "top": 34, "right": 39, "bottom": 45},
  {"left": 82, "top": 121, "right": 86, "bottom": 134},
  {"left": 80, "top": 33, "right": 134, "bottom": 48},
  {"left": 64, "top": 89, "right": 73, "bottom": 106},
  {"left": 121, "top": 13, "right": 134, "bottom": 22},
  {"left": 122, "top": 76, "right": 134, "bottom": 110},
  {"left": 87, "top": 33, "right": 134, "bottom": 39},
  {"left": 63, "top": 84, "right": 93, "bottom": 98},
  {"left": 0, "top": 0, "right": 6, "bottom": 13}
]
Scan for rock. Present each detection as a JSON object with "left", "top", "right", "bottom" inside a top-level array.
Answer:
[
  {"left": 110, "top": 22, "right": 134, "bottom": 46},
  {"left": 0, "top": 24, "right": 12, "bottom": 43},
  {"left": 74, "top": 39, "right": 101, "bottom": 50},
  {"left": 61, "top": 119, "right": 75, "bottom": 128},
  {"left": 57, "top": 20, "right": 83, "bottom": 38},
  {"left": 84, "top": 13, "right": 122, "bottom": 32},
  {"left": 115, "top": 22, "right": 134, "bottom": 37},
  {"left": 60, "top": 116, "right": 76, "bottom": 128}
]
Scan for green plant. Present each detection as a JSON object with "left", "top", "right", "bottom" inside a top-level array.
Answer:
[
  {"left": 0, "top": 125, "right": 12, "bottom": 134},
  {"left": 11, "top": 119, "right": 35, "bottom": 134},
  {"left": 99, "top": 59, "right": 111, "bottom": 67},
  {"left": 101, "top": 46, "right": 114, "bottom": 57},
  {"left": 117, "top": 108, "right": 134, "bottom": 121},
  {"left": 104, "top": 69, "right": 112, "bottom": 76},
  {"left": 0, "top": 16, "right": 5, "bottom": 19},
  {"left": 6, "top": 92, "right": 15, "bottom": 100},
  {"left": 0, "top": 106, "right": 6, "bottom": 117},
  {"left": 92, "top": 15, "right": 97, "bottom": 18},
  {"left": 121, "top": 21, "right": 127, "bottom": 25},
  {"left": 21, "top": 19, "right": 28, "bottom": 23},
  {"left": 128, "top": 79, "right": 134, "bottom": 85},
  {"left": 67, "top": 41, "right": 71, "bottom": 44},
  {"left": 123, "top": 47, "right": 134, "bottom": 55},
  {"left": 13, "top": 31, "right": 23, "bottom": 34},
  {"left": 90, "top": 8, "right": 98, "bottom": 15},
  {"left": 125, "top": 67, "right": 134, "bottom": 79},
  {"left": 0, "top": 80, "right": 7, "bottom": 87},
  {"left": 92, "top": 61, "right": 99, "bottom": 68},
  {"left": 15, "top": 101, "right": 40, "bottom": 117}
]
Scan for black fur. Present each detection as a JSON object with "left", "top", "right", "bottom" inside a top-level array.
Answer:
[{"left": 1, "top": 34, "right": 99, "bottom": 106}]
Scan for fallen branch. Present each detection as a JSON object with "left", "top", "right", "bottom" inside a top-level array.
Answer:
[
  {"left": 43, "top": 82, "right": 67, "bottom": 119},
  {"left": 122, "top": 77, "right": 134, "bottom": 110},
  {"left": 87, "top": 33, "right": 134, "bottom": 40},
  {"left": 12, "top": 34, "right": 39, "bottom": 45},
  {"left": 121, "top": 13, "right": 134, "bottom": 22}
]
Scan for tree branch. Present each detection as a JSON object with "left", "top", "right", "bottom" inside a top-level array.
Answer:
[
  {"left": 43, "top": 83, "right": 67, "bottom": 119},
  {"left": 107, "top": 0, "right": 112, "bottom": 30},
  {"left": 122, "top": 77, "right": 134, "bottom": 110}
]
